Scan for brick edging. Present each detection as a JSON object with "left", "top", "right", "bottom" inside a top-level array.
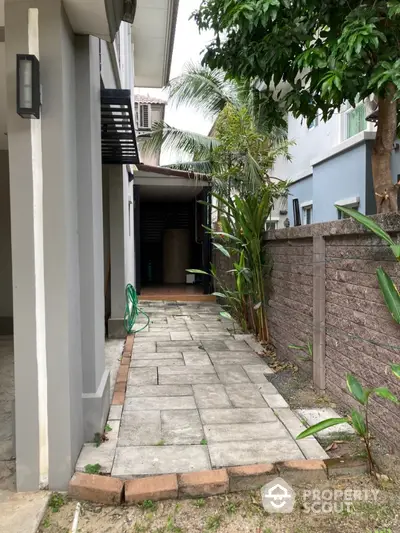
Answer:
[
  {"left": 111, "top": 334, "right": 134, "bottom": 406},
  {"left": 69, "top": 457, "right": 368, "bottom": 505}
]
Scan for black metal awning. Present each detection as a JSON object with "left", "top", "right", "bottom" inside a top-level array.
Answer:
[{"left": 101, "top": 89, "right": 139, "bottom": 165}]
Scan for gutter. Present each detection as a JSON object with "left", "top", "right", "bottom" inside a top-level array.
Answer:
[
  {"left": 136, "top": 163, "right": 211, "bottom": 181},
  {"left": 162, "top": 0, "right": 180, "bottom": 86},
  {"left": 106, "top": 41, "right": 122, "bottom": 89}
]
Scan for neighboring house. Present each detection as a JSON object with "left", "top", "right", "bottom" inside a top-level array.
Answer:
[
  {"left": 0, "top": 0, "right": 179, "bottom": 492},
  {"left": 273, "top": 100, "right": 400, "bottom": 226},
  {"left": 135, "top": 94, "right": 167, "bottom": 165}
]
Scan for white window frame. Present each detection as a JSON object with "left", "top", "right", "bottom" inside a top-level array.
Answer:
[
  {"left": 336, "top": 196, "right": 360, "bottom": 219},
  {"left": 265, "top": 217, "right": 280, "bottom": 231},
  {"left": 300, "top": 201, "right": 313, "bottom": 225},
  {"left": 340, "top": 100, "right": 374, "bottom": 142}
]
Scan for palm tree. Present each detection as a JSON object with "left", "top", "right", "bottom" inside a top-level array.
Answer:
[{"left": 141, "top": 62, "right": 290, "bottom": 192}]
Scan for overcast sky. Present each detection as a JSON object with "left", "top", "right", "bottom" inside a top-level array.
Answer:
[{"left": 135, "top": 0, "right": 214, "bottom": 165}]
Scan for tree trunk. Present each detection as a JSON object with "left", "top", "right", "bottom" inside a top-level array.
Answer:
[{"left": 371, "top": 83, "right": 399, "bottom": 213}]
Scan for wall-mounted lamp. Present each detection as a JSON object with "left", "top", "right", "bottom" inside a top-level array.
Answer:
[{"left": 16, "top": 54, "right": 40, "bottom": 119}]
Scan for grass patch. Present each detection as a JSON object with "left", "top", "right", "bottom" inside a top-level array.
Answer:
[
  {"left": 192, "top": 498, "right": 206, "bottom": 508},
  {"left": 141, "top": 499, "right": 156, "bottom": 511},
  {"left": 205, "top": 514, "right": 222, "bottom": 532},
  {"left": 225, "top": 501, "right": 238, "bottom": 514}
]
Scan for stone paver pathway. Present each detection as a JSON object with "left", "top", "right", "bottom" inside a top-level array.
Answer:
[{"left": 76, "top": 301, "right": 327, "bottom": 478}]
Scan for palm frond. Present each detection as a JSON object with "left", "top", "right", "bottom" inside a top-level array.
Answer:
[
  {"left": 141, "top": 121, "right": 220, "bottom": 160},
  {"left": 162, "top": 160, "right": 214, "bottom": 175},
  {"left": 167, "top": 62, "right": 239, "bottom": 119}
]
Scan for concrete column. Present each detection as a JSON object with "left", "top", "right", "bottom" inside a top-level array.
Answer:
[
  {"left": 38, "top": 0, "right": 84, "bottom": 489},
  {"left": 75, "top": 35, "right": 110, "bottom": 441},
  {"left": 5, "top": 0, "right": 47, "bottom": 491},
  {"left": 108, "top": 166, "right": 128, "bottom": 338},
  {"left": 313, "top": 235, "right": 326, "bottom": 392}
]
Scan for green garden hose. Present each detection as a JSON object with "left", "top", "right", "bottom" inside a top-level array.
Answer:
[{"left": 124, "top": 284, "right": 150, "bottom": 334}]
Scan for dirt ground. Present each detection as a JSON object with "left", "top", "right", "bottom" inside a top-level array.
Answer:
[
  {"left": 39, "top": 475, "right": 400, "bottom": 533},
  {"left": 263, "top": 348, "right": 400, "bottom": 479}
]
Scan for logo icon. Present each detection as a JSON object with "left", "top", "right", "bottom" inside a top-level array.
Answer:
[{"left": 261, "top": 477, "right": 295, "bottom": 514}]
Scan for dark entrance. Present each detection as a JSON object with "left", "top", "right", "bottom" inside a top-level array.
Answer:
[{"left": 135, "top": 187, "right": 211, "bottom": 294}]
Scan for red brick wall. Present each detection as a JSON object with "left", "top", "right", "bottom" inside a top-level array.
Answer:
[
  {"left": 267, "top": 239, "right": 313, "bottom": 371},
  {"left": 265, "top": 214, "right": 400, "bottom": 449},
  {"left": 324, "top": 232, "right": 400, "bottom": 448}
]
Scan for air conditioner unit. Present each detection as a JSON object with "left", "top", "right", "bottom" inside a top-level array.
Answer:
[
  {"left": 134, "top": 103, "right": 152, "bottom": 129},
  {"left": 365, "top": 94, "right": 379, "bottom": 123}
]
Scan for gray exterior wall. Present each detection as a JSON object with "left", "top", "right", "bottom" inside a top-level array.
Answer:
[
  {"left": 40, "top": 3, "right": 84, "bottom": 488},
  {"left": 274, "top": 112, "right": 341, "bottom": 180},
  {"left": 0, "top": 151, "right": 12, "bottom": 333}
]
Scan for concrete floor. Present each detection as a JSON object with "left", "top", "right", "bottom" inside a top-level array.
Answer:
[
  {"left": 0, "top": 336, "right": 123, "bottom": 533},
  {"left": 76, "top": 302, "right": 328, "bottom": 478},
  {"left": 0, "top": 335, "right": 50, "bottom": 533}
]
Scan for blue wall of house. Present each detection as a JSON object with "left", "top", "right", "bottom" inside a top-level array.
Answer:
[
  {"left": 313, "top": 143, "right": 367, "bottom": 223},
  {"left": 288, "top": 175, "right": 313, "bottom": 224},
  {"left": 288, "top": 141, "right": 400, "bottom": 226}
]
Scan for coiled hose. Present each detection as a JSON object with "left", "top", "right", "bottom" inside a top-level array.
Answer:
[{"left": 124, "top": 284, "right": 150, "bottom": 334}]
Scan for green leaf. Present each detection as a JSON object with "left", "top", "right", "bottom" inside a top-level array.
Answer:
[
  {"left": 373, "top": 387, "right": 399, "bottom": 404},
  {"left": 391, "top": 364, "right": 400, "bottom": 379},
  {"left": 186, "top": 269, "right": 210, "bottom": 276},
  {"left": 220, "top": 311, "right": 233, "bottom": 320},
  {"left": 346, "top": 374, "right": 367, "bottom": 404},
  {"left": 376, "top": 267, "right": 400, "bottom": 324},
  {"left": 288, "top": 344, "right": 303, "bottom": 350},
  {"left": 390, "top": 245, "right": 400, "bottom": 260},
  {"left": 296, "top": 418, "right": 349, "bottom": 440},
  {"left": 350, "top": 409, "right": 366, "bottom": 436},
  {"left": 212, "top": 292, "right": 227, "bottom": 298},
  {"left": 211, "top": 231, "right": 242, "bottom": 242},
  {"left": 212, "top": 242, "right": 231, "bottom": 257},
  {"left": 335, "top": 206, "right": 395, "bottom": 246}
]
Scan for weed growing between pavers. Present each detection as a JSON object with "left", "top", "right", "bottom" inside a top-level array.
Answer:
[
  {"left": 48, "top": 493, "right": 65, "bottom": 513},
  {"left": 84, "top": 463, "right": 101, "bottom": 475}
]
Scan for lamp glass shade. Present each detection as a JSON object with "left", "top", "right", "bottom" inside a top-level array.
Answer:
[{"left": 19, "top": 59, "right": 33, "bottom": 109}]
